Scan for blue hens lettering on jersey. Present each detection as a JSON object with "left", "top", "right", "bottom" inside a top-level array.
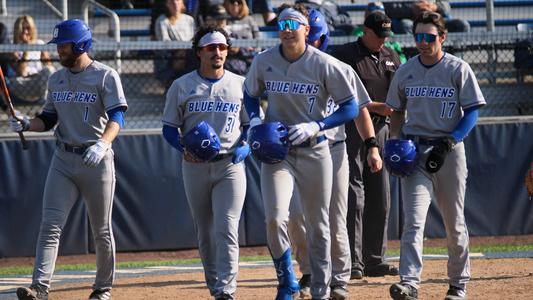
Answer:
[
  {"left": 51, "top": 91, "right": 97, "bottom": 103},
  {"left": 188, "top": 100, "right": 241, "bottom": 113},
  {"left": 405, "top": 86, "right": 455, "bottom": 98},
  {"left": 265, "top": 80, "right": 320, "bottom": 95}
]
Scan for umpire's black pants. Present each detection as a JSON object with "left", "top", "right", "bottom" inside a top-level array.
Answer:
[{"left": 345, "top": 119, "right": 391, "bottom": 271}]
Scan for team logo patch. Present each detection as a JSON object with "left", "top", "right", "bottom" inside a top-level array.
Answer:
[
  {"left": 251, "top": 141, "right": 261, "bottom": 150},
  {"left": 53, "top": 28, "right": 59, "bottom": 38},
  {"left": 390, "top": 154, "right": 401, "bottom": 162},
  {"left": 201, "top": 139, "right": 211, "bottom": 148},
  {"left": 385, "top": 61, "right": 395, "bottom": 66},
  {"left": 266, "top": 66, "right": 273, "bottom": 72}
]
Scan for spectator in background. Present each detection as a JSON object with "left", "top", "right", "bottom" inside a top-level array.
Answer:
[
  {"left": 389, "top": 0, "right": 470, "bottom": 34},
  {"left": 203, "top": 4, "right": 230, "bottom": 27},
  {"left": 248, "top": 0, "right": 276, "bottom": 25},
  {"left": 352, "top": 2, "right": 407, "bottom": 64},
  {"left": 223, "top": 0, "right": 259, "bottom": 75},
  {"left": 7, "top": 15, "right": 55, "bottom": 104},
  {"left": 154, "top": 0, "right": 197, "bottom": 89}
]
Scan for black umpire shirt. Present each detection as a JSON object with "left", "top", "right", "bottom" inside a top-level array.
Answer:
[{"left": 332, "top": 38, "right": 401, "bottom": 104}]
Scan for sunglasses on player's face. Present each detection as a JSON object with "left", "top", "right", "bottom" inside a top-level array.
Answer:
[
  {"left": 203, "top": 43, "right": 228, "bottom": 51},
  {"left": 414, "top": 32, "right": 437, "bottom": 43},
  {"left": 277, "top": 19, "right": 302, "bottom": 31}
]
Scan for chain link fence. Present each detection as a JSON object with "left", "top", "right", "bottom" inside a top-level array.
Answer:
[{"left": 0, "top": 0, "right": 532, "bottom": 132}]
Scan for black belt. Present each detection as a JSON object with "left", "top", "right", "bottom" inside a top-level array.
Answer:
[
  {"left": 370, "top": 113, "right": 389, "bottom": 125},
  {"left": 210, "top": 153, "right": 231, "bottom": 162},
  {"left": 56, "top": 141, "right": 88, "bottom": 155},
  {"left": 293, "top": 135, "right": 327, "bottom": 148},
  {"left": 405, "top": 135, "right": 444, "bottom": 146}
]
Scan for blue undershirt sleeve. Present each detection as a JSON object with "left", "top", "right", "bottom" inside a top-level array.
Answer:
[
  {"left": 244, "top": 91, "right": 261, "bottom": 120},
  {"left": 162, "top": 124, "right": 183, "bottom": 152},
  {"left": 451, "top": 106, "right": 479, "bottom": 142},
  {"left": 318, "top": 98, "right": 358, "bottom": 131},
  {"left": 107, "top": 106, "right": 127, "bottom": 128}
]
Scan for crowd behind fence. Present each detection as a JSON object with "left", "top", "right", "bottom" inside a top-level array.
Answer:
[{"left": 0, "top": 0, "right": 532, "bottom": 132}]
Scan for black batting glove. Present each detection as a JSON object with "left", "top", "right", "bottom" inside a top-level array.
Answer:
[{"left": 425, "top": 138, "right": 454, "bottom": 173}]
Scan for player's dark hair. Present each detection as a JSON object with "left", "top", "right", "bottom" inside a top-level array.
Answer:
[
  {"left": 412, "top": 11, "right": 447, "bottom": 36},
  {"left": 192, "top": 25, "right": 232, "bottom": 55},
  {"left": 277, "top": 3, "right": 310, "bottom": 21}
]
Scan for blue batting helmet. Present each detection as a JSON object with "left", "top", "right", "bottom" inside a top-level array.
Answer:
[
  {"left": 307, "top": 9, "right": 329, "bottom": 52},
  {"left": 182, "top": 121, "right": 221, "bottom": 162},
  {"left": 48, "top": 19, "right": 92, "bottom": 54},
  {"left": 248, "top": 122, "right": 290, "bottom": 164},
  {"left": 384, "top": 139, "right": 418, "bottom": 177}
]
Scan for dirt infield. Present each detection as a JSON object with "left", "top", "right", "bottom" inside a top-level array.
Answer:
[
  {"left": 2, "top": 235, "right": 533, "bottom": 299},
  {"left": 43, "top": 258, "right": 533, "bottom": 300}
]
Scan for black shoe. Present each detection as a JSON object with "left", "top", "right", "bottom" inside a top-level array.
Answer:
[
  {"left": 298, "top": 274, "right": 311, "bottom": 299},
  {"left": 17, "top": 284, "right": 49, "bottom": 300},
  {"left": 88, "top": 289, "right": 111, "bottom": 300},
  {"left": 389, "top": 283, "right": 418, "bottom": 300},
  {"left": 365, "top": 263, "right": 399, "bottom": 277},
  {"left": 444, "top": 285, "right": 466, "bottom": 300},
  {"left": 350, "top": 269, "right": 363, "bottom": 280},
  {"left": 330, "top": 284, "right": 348, "bottom": 300}
]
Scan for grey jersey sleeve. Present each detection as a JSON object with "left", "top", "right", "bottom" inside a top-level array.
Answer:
[
  {"left": 102, "top": 69, "right": 128, "bottom": 111},
  {"left": 162, "top": 81, "right": 183, "bottom": 128},
  {"left": 324, "top": 58, "right": 358, "bottom": 106},
  {"left": 454, "top": 62, "right": 486, "bottom": 109},
  {"left": 385, "top": 64, "right": 406, "bottom": 111},
  {"left": 244, "top": 53, "right": 265, "bottom": 98}
]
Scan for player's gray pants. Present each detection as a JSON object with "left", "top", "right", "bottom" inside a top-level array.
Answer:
[
  {"left": 288, "top": 141, "right": 351, "bottom": 287},
  {"left": 399, "top": 142, "right": 470, "bottom": 290},
  {"left": 32, "top": 148, "right": 116, "bottom": 291},
  {"left": 347, "top": 122, "right": 391, "bottom": 270},
  {"left": 262, "top": 142, "right": 332, "bottom": 299},
  {"left": 182, "top": 157, "right": 246, "bottom": 299}
]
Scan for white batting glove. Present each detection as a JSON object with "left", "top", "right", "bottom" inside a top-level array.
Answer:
[
  {"left": 247, "top": 117, "right": 262, "bottom": 138},
  {"left": 288, "top": 122, "right": 321, "bottom": 146},
  {"left": 82, "top": 139, "right": 111, "bottom": 168},
  {"left": 9, "top": 115, "right": 30, "bottom": 132}
]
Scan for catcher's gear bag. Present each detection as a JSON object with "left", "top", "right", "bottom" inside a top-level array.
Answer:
[
  {"left": 384, "top": 139, "right": 418, "bottom": 177},
  {"left": 248, "top": 122, "right": 290, "bottom": 164},
  {"left": 182, "top": 121, "right": 221, "bottom": 162}
]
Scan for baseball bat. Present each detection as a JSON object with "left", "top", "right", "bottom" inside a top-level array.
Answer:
[{"left": 0, "top": 67, "right": 29, "bottom": 150}]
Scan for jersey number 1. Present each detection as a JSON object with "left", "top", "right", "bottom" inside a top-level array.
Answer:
[{"left": 440, "top": 101, "right": 456, "bottom": 119}]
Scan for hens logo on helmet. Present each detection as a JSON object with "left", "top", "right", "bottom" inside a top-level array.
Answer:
[
  {"left": 53, "top": 28, "right": 59, "bottom": 38},
  {"left": 201, "top": 139, "right": 212, "bottom": 148},
  {"left": 248, "top": 122, "right": 289, "bottom": 164},
  {"left": 182, "top": 121, "right": 221, "bottom": 162},
  {"left": 251, "top": 141, "right": 261, "bottom": 150}
]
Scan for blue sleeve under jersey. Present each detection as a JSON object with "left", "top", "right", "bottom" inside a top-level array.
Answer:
[
  {"left": 162, "top": 124, "right": 183, "bottom": 151},
  {"left": 451, "top": 106, "right": 479, "bottom": 142},
  {"left": 107, "top": 106, "right": 127, "bottom": 128},
  {"left": 243, "top": 91, "right": 260, "bottom": 120},
  {"left": 318, "top": 98, "right": 358, "bottom": 131}
]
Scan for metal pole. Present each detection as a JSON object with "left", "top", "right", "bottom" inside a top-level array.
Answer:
[
  {"left": 1, "top": 0, "right": 7, "bottom": 16},
  {"left": 82, "top": 0, "right": 121, "bottom": 73},
  {"left": 486, "top": 0, "right": 495, "bottom": 32},
  {"left": 62, "top": 0, "right": 68, "bottom": 20}
]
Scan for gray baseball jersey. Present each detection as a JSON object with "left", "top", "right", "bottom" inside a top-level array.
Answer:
[
  {"left": 162, "top": 69, "right": 248, "bottom": 299},
  {"left": 244, "top": 45, "right": 358, "bottom": 299},
  {"left": 31, "top": 60, "right": 127, "bottom": 292},
  {"left": 385, "top": 53, "right": 485, "bottom": 290},
  {"left": 386, "top": 54, "right": 485, "bottom": 137},
  {"left": 162, "top": 70, "right": 249, "bottom": 153}
]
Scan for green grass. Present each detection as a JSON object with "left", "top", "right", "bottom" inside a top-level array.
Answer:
[{"left": 1, "top": 244, "right": 532, "bottom": 277}]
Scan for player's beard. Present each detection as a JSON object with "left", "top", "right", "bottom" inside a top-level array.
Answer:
[
  {"left": 59, "top": 53, "right": 80, "bottom": 68},
  {"left": 210, "top": 55, "right": 224, "bottom": 70}
]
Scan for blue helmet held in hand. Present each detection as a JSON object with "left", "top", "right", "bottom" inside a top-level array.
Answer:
[
  {"left": 182, "top": 121, "right": 221, "bottom": 162},
  {"left": 384, "top": 139, "right": 418, "bottom": 177},
  {"left": 248, "top": 122, "right": 290, "bottom": 164}
]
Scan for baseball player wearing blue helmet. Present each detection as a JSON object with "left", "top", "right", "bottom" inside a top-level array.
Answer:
[
  {"left": 287, "top": 8, "right": 381, "bottom": 300},
  {"left": 11, "top": 19, "right": 127, "bottom": 300},
  {"left": 162, "top": 25, "right": 250, "bottom": 299},
  {"left": 386, "top": 12, "right": 485, "bottom": 300},
  {"left": 244, "top": 3, "right": 362, "bottom": 299}
]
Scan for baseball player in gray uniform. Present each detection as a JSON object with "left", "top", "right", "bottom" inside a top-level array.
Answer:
[
  {"left": 244, "top": 4, "right": 359, "bottom": 300},
  {"left": 10, "top": 19, "right": 127, "bottom": 300},
  {"left": 162, "top": 25, "right": 250, "bottom": 300},
  {"left": 386, "top": 12, "right": 485, "bottom": 300},
  {"left": 286, "top": 8, "right": 381, "bottom": 300}
]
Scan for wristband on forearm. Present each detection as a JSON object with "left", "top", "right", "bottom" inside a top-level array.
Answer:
[{"left": 364, "top": 137, "right": 379, "bottom": 149}]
